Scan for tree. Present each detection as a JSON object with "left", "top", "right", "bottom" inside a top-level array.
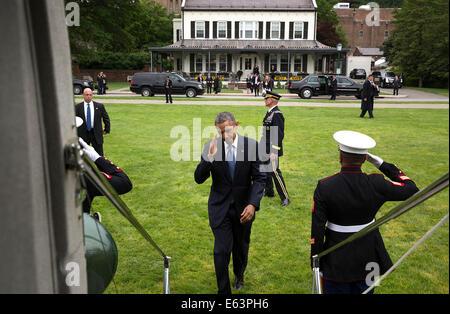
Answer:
[
  {"left": 384, "top": 0, "right": 449, "bottom": 87},
  {"left": 66, "top": 0, "right": 174, "bottom": 65},
  {"left": 316, "top": 0, "right": 348, "bottom": 47}
]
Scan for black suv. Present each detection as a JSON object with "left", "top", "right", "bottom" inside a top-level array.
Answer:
[
  {"left": 130, "top": 72, "right": 205, "bottom": 97},
  {"left": 349, "top": 68, "right": 367, "bottom": 79},
  {"left": 288, "top": 75, "right": 370, "bottom": 99},
  {"left": 73, "top": 76, "right": 94, "bottom": 95},
  {"left": 371, "top": 71, "right": 397, "bottom": 88}
]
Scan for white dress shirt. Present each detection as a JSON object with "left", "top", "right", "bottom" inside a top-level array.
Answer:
[
  {"left": 224, "top": 133, "right": 238, "bottom": 161},
  {"left": 83, "top": 101, "right": 95, "bottom": 130}
]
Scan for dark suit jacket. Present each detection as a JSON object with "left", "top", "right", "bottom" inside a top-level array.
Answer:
[
  {"left": 194, "top": 135, "right": 266, "bottom": 229},
  {"left": 75, "top": 101, "right": 110, "bottom": 144},
  {"left": 362, "top": 79, "right": 375, "bottom": 99},
  {"left": 330, "top": 78, "right": 337, "bottom": 91}
]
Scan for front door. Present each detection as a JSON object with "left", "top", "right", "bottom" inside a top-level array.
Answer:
[{"left": 241, "top": 54, "right": 258, "bottom": 79}]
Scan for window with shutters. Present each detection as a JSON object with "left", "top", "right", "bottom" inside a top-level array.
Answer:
[
  {"left": 269, "top": 54, "right": 277, "bottom": 71},
  {"left": 219, "top": 54, "right": 227, "bottom": 72},
  {"left": 218, "top": 21, "right": 227, "bottom": 39},
  {"left": 294, "top": 22, "right": 303, "bottom": 39},
  {"left": 195, "top": 54, "right": 203, "bottom": 72},
  {"left": 280, "top": 54, "right": 288, "bottom": 72},
  {"left": 271, "top": 22, "right": 280, "bottom": 39},
  {"left": 196, "top": 21, "right": 205, "bottom": 38},
  {"left": 239, "top": 21, "right": 258, "bottom": 39},
  {"left": 294, "top": 54, "right": 302, "bottom": 72},
  {"left": 210, "top": 54, "right": 217, "bottom": 72}
]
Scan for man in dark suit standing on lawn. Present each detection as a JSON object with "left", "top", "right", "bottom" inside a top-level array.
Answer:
[
  {"left": 75, "top": 88, "right": 110, "bottom": 156},
  {"left": 360, "top": 75, "right": 377, "bottom": 118},
  {"left": 164, "top": 75, "right": 173, "bottom": 103},
  {"left": 194, "top": 112, "right": 266, "bottom": 294}
]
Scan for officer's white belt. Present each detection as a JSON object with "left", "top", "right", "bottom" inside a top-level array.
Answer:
[{"left": 327, "top": 219, "right": 375, "bottom": 233}]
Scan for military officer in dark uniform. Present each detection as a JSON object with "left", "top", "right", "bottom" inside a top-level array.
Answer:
[
  {"left": 310, "top": 131, "right": 419, "bottom": 294},
  {"left": 260, "top": 90, "right": 290, "bottom": 207},
  {"left": 78, "top": 136, "right": 133, "bottom": 215},
  {"left": 76, "top": 118, "right": 132, "bottom": 216}
]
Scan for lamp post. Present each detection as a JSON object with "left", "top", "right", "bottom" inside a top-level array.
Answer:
[{"left": 336, "top": 43, "right": 342, "bottom": 75}]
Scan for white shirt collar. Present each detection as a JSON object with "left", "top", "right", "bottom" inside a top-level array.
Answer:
[
  {"left": 224, "top": 133, "right": 239, "bottom": 151},
  {"left": 268, "top": 105, "right": 277, "bottom": 113}
]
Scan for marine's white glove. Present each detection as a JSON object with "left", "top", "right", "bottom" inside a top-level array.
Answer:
[
  {"left": 367, "top": 153, "right": 383, "bottom": 169},
  {"left": 79, "top": 137, "right": 100, "bottom": 162}
]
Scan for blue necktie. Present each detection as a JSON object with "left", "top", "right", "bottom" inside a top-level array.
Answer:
[
  {"left": 227, "top": 145, "right": 236, "bottom": 181},
  {"left": 86, "top": 104, "right": 92, "bottom": 131}
]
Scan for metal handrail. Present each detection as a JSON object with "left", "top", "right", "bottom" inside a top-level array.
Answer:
[{"left": 312, "top": 172, "right": 449, "bottom": 294}]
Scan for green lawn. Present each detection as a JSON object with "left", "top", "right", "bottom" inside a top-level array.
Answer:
[
  {"left": 406, "top": 87, "right": 449, "bottom": 96},
  {"left": 91, "top": 102, "right": 449, "bottom": 294}
]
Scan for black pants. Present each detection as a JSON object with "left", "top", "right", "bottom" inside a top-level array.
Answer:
[
  {"left": 264, "top": 159, "right": 288, "bottom": 201},
  {"left": 211, "top": 204, "right": 253, "bottom": 294},
  {"left": 360, "top": 98, "right": 374, "bottom": 118},
  {"left": 85, "top": 130, "right": 104, "bottom": 156},
  {"left": 393, "top": 88, "right": 399, "bottom": 95},
  {"left": 165, "top": 89, "right": 172, "bottom": 103},
  {"left": 330, "top": 89, "right": 337, "bottom": 100},
  {"left": 207, "top": 84, "right": 212, "bottom": 94},
  {"left": 254, "top": 86, "right": 259, "bottom": 96}
]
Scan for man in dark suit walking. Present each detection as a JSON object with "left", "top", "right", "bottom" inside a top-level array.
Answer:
[
  {"left": 329, "top": 75, "right": 338, "bottom": 100},
  {"left": 360, "top": 75, "right": 377, "bottom": 118},
  {"left": 75, "top": 88, "right": 110, "bottom": 156},
  {"left": 194, "top": 112, "right": 266, "bottom": 294}
]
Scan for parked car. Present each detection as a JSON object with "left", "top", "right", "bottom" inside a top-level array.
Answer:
[
  {"left": 349, "top": 68, "right": 367, "bottom": 80},
  {"left": 73, "top": 76, "right": 94, "bottom": 95},
  {"left": 287, "top": 75, "right": 377, "bottom": 99},
  {"left": 371, "top": 70, "right": 397, "bottom": 88},
  {"left": 130, "top": 72, "right": 204, "bottom": 97}
]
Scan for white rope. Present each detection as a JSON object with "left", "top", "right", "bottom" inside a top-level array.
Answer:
[{"left": 362, "top": 213, "right": 449, "bottom": 294}]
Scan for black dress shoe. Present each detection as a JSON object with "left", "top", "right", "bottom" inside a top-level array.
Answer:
[
  {"left": 281, "top": 199, "right": 290, "bottom": 207},
  {"left": 233, "top": 277, "right": 244, "bottom": 290}
]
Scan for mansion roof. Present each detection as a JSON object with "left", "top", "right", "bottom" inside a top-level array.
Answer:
[
  {"left": 183, "top": 0, "right": 317, "bottom": 11},
  {"left": 149, "top": 39, "right": 342, "bottom": 52}
]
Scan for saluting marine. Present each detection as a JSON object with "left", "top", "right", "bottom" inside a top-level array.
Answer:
[
  {"left": 260, "top": 90, "right": 290, "bottom": 207},
  {"left": 310, "top": 131, "right": 419, "bottom": 294}
]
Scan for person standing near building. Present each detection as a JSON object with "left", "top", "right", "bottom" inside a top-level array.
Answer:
[
  {"left": 213, "top": 75, "right": 220, "bottom": 95},
  {"left": 194, "top": 112, "right": 266, "bottom": 294},
  {"left": 263, "top": 75, "right": 274, "bottom": 92},
  {"left": 310, "top": 130, "right": 419, "bottom": 294},
  {"left": 246, "top": 74, "right": 252, "bottom": 94},
  {"left": 393, "top": 75, "right": 400, "bottom": 96},
  {"left": 329, "top": 75, "right": 338, "bottom": 100},
  {"left": 253, "top": 74, "right": 261, "bottom": 97},
  {"left": 206, "top": 73, "right": 213, "bottom": 95},
  {"left": 360, "top": 75, "right": 377, "bottom": 118},
  {"left": 164, "top": 75, "right": 173, "bottom": 103},
  {"left": 260, "top": 90, "right": 290, "bottom": 207},
  {"left": 75, "top": 88, "right": 110, "bottom": 156}
]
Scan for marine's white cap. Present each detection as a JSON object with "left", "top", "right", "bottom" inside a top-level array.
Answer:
[
  {"left": 333, "top": 130, "right": 376, "bottom": 154},
  {"left": 75, "top": 116, "right": 84, "bottom": 128}
]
